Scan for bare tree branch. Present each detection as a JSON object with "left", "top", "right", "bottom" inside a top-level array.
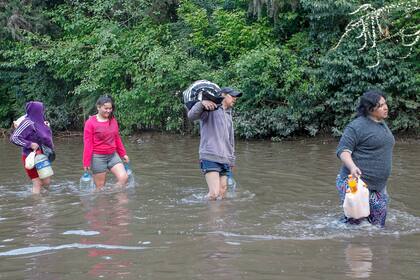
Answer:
[{"left": 333, "top": 1, "right": 420, "bottom": 68}]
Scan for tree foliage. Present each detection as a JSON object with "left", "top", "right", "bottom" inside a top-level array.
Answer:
[
  {"left": 0, "top": 0, "right": 418, "bottom": 137},
  {"left": 332, "top": 1, "right": 420, "bottom": 68}
]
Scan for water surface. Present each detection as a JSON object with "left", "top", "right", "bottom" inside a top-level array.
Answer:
[{"left": 0, "top": 134, "right": 419, "bottom": 279}]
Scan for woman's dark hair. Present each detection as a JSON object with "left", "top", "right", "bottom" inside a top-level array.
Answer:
[
  {"left": 356, "top": 90, "right": 386, "bottom": 117},
  {"left": 96, "top": 95, "right": 115, "bottom": 121}
]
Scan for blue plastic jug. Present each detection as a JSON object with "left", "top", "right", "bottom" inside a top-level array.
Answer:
[
  {"left": 124, "top": 162, "right": 135, "bottom": 185},
  {"left": 80, "top": 171, "right": 93, "bottom": 189},
  {"left": 227, "top": 171, "right": 237, "bottom": 192},
  {"left": 35, "top": 153, "right": 54, "bottom": 179},
  {"left": 124, "top": 162, "right": 132, "bottom": 177}
]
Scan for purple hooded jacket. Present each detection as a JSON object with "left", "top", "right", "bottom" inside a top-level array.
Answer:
[{"left": 10, "top": 101, "right": 54, "bottom": 156}]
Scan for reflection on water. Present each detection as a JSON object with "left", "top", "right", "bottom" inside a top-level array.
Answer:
[
  {"left": 81, "top": 192, "right": 134, "bottom": 278},
  {"left": 0, "top": 135, "right": 419, "bottom": 279},
  {"left": 345, "top": 244, "right": 373, "bottom": 279},
  {"left": 194, "top": 202, "right": 243, "bottom": 279}
]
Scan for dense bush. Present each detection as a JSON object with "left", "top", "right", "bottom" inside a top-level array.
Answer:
[{"left": 0, "top": 0, "right": 418, "bottom": 137}]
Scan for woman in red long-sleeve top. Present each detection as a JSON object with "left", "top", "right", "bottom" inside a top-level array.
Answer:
[{"left": 83, "top": 96, "right": 130, "bottom": 189}]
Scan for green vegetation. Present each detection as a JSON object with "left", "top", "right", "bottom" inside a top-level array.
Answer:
[{"left": 1, "top": 0, "right": 418, "bottom": 138}]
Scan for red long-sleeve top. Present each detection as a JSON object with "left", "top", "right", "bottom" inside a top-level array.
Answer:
[{"left": 83, "top": 115, "right": 127, "bottom": 168}]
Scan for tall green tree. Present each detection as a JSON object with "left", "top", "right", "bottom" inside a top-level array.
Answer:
[{"left": 0, "top": 0, "right": 418, "bottom": 137}]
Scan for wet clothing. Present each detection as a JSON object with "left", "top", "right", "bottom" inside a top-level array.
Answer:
[
  {"left": 21, "top": 154, "right": 39, "bottom": 179},
  {"left": 10, "top": 101, "right": 54, "bottom": 156},
  {"left": 200, "top": 160, "right": 230, "bottom": 176},
  {"left": 187, "top": 102, "right": 235, "bottom": 166},
  {"left": 336, "top": 116, "right": 395, "bottom": 192},
  {"left": 336, "top": 174, "right": 388, "bottom": 227},
  {"left": 91, "top": 153, "right": 123, "bottom": 174},
  {"left": 83, "top": 115, "right": 126, "bottom": 168}
]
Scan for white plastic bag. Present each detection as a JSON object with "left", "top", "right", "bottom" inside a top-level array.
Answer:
[
  {"left": 343, "top": 178, "right": 370, "bottom": 219},
  {"left": 13, "top": 115, "right": 27, "bottom": 128},
  {"left": 25, "top": 151, "right": 36, "bottom": 169}
]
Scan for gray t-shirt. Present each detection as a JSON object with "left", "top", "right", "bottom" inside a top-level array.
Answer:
[{"left": 336, "top": 116, "right": 395, "bottom": 191}]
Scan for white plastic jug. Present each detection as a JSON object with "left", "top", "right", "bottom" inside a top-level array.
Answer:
[
  {"left": 343, "top": 178, "right": 370, "bottom": 219},
  {"left": 34, "top": 153, "right": 54, "bottom": 179}
]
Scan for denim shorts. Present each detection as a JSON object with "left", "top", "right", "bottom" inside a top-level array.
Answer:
[
  {"left": 200, "top": 160, "right": 230, "bottom": 176},
  {"left": 91, "top": 153, "right": 122, "bottom": 174}
]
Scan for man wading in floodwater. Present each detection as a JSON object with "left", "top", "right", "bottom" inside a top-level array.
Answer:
[{"left": 188, "top": 87, "right": 242, "bottom": 200}]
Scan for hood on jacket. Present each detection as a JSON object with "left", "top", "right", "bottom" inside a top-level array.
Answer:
[
  {"left": 25, "top": 101, "right": 53, "bottom": 148},
  {"left": 25, "top": 101, "right": 46, "bottom": 124}
]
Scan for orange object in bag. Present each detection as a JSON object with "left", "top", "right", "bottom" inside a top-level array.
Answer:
[{"left": 343, "top": 176, "right": 370, "bottom": 219}]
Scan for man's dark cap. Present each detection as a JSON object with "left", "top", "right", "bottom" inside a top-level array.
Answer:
[{"left": 218, "top": 87, "right": 242, "bottom": 97}]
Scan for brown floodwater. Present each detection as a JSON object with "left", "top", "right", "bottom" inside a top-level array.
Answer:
[{"left": 0, "top": 134, "right": 419, "bottom": 279}]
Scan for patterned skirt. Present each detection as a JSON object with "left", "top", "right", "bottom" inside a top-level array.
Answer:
[{"left": 336, "top": 174, "right": 389, "bottom": 227}]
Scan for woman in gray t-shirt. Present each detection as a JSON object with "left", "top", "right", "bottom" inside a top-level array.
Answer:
[{"left": 336, "top": 90, "right": 395, "bottom": 227}]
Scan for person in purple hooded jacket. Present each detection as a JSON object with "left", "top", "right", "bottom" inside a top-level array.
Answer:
[{"left": 10, "top": 101, "right": 54, "bottom": 194}]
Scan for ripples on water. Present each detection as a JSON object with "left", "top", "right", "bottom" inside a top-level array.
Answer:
[
  {"left": 0, "top": 243, "right": 147, "bottom": 257},
  {"left": 3, "top": 179, "right": 419, "bottom": 258}
]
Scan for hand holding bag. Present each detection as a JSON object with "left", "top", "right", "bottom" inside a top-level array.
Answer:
[
  {"left": 41, "top": 144, "right": 56, "bottom": 162},
  {"left": 25, "top": 151, "right": 36, "bottom": 169},
  {"left": 343, "top": 177, "right": 370, "bottom": 219}
]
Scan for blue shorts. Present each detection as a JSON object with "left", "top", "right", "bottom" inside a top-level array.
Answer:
[{"left": 200, "top": 160, "right": 230, "bottom": 176}]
